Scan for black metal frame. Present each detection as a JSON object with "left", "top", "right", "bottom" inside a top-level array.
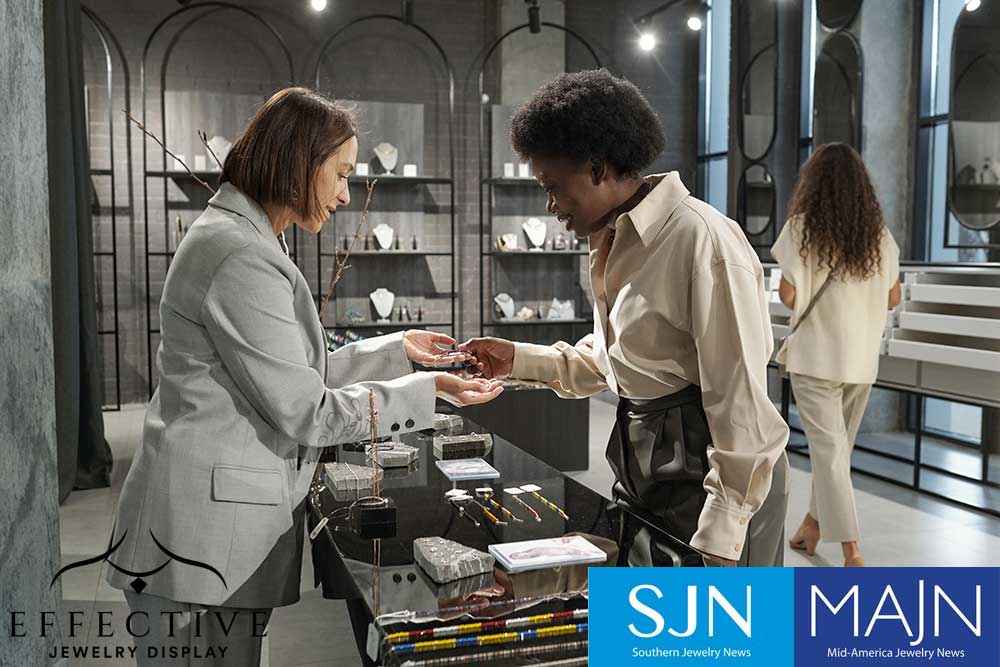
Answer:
[
  {"left": 139, "top": 3, "right": 295, "bottom": 397},
  {"left": 82, "top": 6, "right": 132, "bottom": 412},
  {"left": 815, "top": 0, "right": 863, "bottom": 33},
  {"left": 946, "top": 47, "right": 1000, "bottom": 239},
  {"left": 477, "top": 22, "right": 601, "bottom": 338},
  {"left": 311, "top": 14, "right": 457, "bottom": 338},
  {"left": 811, "top": 29, "right": 864, "bottom": 151},
  {"left": 929, "top": 3, "right": 1000, "bottom": 251},
  {"left": 737, "top": 43, "right": 779, "bottom": 162},
  {"left": 733, "top": 0, "right": 780, "bottom": 249},
  {"left": 779, "top": 371, "right": 999, "bottom": 518},
  {"left": 735, "top": 161, "right": 777, "bottom": 241}
]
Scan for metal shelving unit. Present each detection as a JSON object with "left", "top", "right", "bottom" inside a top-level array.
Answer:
[
  {"left": 477, "top": 22, "right": 601, "bottom": 342},
  {"left": 83, "top": 5, "right": 132, "bottom": 411},
  {"left": 312, "top": 13, "right": 457, "bottom": 340},
  {"left": 139, "top": 2, "right": 295, "bottom": 397}
]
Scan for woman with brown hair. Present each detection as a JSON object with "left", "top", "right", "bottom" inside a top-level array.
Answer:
[
  {"left": 773, "top": 142, "right": 901, "bottom": 567},
  {"left": 107, "top": 87, "right": 500, "bottom": 665}
]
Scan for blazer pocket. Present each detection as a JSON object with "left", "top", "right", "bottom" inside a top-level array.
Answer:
[{"left": 211, "top": 464, "right": 283, "bottom": 505}]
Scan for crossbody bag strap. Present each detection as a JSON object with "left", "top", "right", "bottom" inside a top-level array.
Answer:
[{"left": 788, "top": 265, "right": 839, "bottom": 336}]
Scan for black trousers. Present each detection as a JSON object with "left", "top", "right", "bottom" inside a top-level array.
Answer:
[
  {"left": 608, "top": 384, "right": 711, "bottom": 546},
  {"left": 608, "top": 384, "right": 788, "bottom": 567}
]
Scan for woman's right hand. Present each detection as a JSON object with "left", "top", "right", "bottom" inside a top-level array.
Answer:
[
  {"left": 432, "top": 373, "right": 504, "bottom": 406},
  {"left": 458, "top": 337, "right": 515, "bottom": 379}
]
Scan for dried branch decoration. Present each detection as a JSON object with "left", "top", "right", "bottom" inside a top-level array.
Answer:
[
  {"left": 198, "top": 129, "right": 224, "bottom": 170},
  {"left": 123, "top": 110, "right": 215, "bottom": 195},
  {"left": 318, "top": 177, "right": 378, "bottom": 319}
]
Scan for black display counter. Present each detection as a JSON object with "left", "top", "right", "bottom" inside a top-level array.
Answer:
[{"left": 308, "top": 411, "right": 699, "bottom": 666}]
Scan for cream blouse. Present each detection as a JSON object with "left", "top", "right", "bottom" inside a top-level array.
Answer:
[
  {"left": 772, "top": 216, "right": 900, "bottom": 384},
  {"left": 510, "top": 173, "right": 789, "bottom": 561}
]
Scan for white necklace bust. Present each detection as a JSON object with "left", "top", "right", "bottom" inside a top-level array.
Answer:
[
  {"left": 373, "top": 142, "right": 399, "bottom": 175},
  {"left": 370, "top": 288, "right": 396, "bottom": 322},
  {"left": 493, "top": 292, "right": 515, "bottom": 320},
  {"left": 372, "top": 223, "right": 395, "bottom": 250},
  {"left": 522, "top": 217, "right": 547, "bottom": 251}
]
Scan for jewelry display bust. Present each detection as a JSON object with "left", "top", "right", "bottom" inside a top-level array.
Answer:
[
  {"left": 522, "top": 217, "right": 547, "bottom": 251},
  {"left": 372, "top": 223, "right": 395, "bottom": 251},
  {"left": 373, "top": 142, "right": 399, "bottom": 175},
  {"left": 370, "top": 288, "right": 396, "bottom": 323},
  {"left": 493, "top": 292, "right": 515, "bottom": 320}
]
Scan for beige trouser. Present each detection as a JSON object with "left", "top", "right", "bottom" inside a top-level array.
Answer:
[{"left": 790, "top": 374, "right": 873, "bottom": 544}]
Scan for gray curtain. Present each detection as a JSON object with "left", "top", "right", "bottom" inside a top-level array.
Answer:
[{"left": 45, "top": 0, "right": 113, "bottom": 502}]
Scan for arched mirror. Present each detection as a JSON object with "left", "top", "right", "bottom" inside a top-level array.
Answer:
[
  {"left": 737, "top": 164, "right": 775, "bottom": 236},
  {"left": 814, "top": 32, "right": 862, "bottom": 149},
  {"left": 949, "top": 3, "right": 1000, "bottom": 231},
  {"left": 816, "top": 0, "right": 862, "bottom": 32},
  {"left": 738, "top": 1, "right": 777, "bottom": 161}
]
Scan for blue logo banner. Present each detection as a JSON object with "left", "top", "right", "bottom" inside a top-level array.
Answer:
[
  {"left": 795, "top": 567, "right": 999, "bottom": 666},
  {"left": 589, "top": 567, "right": 794, "bottom": 666}
]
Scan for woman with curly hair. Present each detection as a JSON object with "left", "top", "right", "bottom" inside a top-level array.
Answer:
[
  {"left": 463, "top": 69, "right": 790, "bottom": 568},
  {"left": 774, "top": 142, "right": 901, "bottom": 567}
]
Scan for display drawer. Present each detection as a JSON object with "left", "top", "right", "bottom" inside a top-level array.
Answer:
[
  {"left": 898, "top": 311, "right": 1000, "bottom": 340},
  {"left": 886, "top": 338, "right": 1000, "bottom": 372},
  {"left": 907, "top": 283, "right": 1000, "bottom": 308}
]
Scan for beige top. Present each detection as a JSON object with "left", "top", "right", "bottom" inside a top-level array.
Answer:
[
  {"left": 510, "top": 172, "right": 789, "bottom": 560},
  {"left": 772, "top": 216, "right": 900, "bottom": 384}
]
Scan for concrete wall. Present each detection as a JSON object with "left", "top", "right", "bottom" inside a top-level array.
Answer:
[
  {"left": 856, "top": 0, "right": 918, "bottom": 254},
  {"left": 0, "top": 0, "right": 65, "bottom": 663}
]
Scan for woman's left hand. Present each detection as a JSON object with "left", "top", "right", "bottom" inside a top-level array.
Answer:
[{"left": 403, "top": 330, "right": 474, "bottom": 367}]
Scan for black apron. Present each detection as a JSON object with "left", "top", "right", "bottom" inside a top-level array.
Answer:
[{"left": 607, "top": 383, "right": 711, "bottom": 548}]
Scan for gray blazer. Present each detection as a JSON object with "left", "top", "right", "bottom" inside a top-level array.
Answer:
[{"left": 106, "top": 183, "right": 435, "bottom": 606}]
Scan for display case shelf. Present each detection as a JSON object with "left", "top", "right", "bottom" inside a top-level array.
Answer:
[
  {"left": 350, "top": 174, "right": 452, "bottom": 185},
  {"left": 326, "top": 321, "right": 451, "bottom": 330},
  {"left": 887, "top": 338, "right": 1000, "bottom": 373},
  {"left": 908, "top": 283, "right": 1000, "bottom": 308},
  {"left": 147, "top": 169, "right": 221, "bottom": 180},
  {"left": 486, "top": 249, "right": 589, "bottom": 256},
  {"left": 319, "top": 250, "right": 450, "bottom": 257},
  {"left": 899, "top": 311, "right": 1000, "bottom": 340},
  {"left": 487, "top": 318, "right": 593, "bottom": 327},
  {"left": 482, "top": 177, "right": 538, "bottom": 186}
]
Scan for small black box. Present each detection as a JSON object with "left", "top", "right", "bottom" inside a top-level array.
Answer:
[{"left": 351, "top": 497, "right": 397, "bottom": 539}]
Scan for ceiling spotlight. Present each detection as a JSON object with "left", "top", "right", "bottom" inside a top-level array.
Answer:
[
  {"left": 687, "top": 15, "right": 704, "bottom": 31},
  {"left": 310, "top": 0, "right": 327, "bottom": 11},
  {"left": 965, "top": 0, "right": 981, "bottom": 10},
  {"left": 638, "top": 32, "right": 657, "bottom": 51}
]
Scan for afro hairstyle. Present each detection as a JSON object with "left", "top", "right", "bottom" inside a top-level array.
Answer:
[{"left": 509, "top": 68, "right": 665, "bottom": 178}]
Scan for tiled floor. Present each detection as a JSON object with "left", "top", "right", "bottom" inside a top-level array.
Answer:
[{"left": 59, "top": 400, "right": 1000, "bottom": 665}]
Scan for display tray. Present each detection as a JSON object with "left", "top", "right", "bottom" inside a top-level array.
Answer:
[{"left": 309, "top": 413, "right": 697, "bottom": 665}]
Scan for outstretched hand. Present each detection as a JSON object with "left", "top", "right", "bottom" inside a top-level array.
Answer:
[
  {"left": 458, "top": 337, "right": 515, "bottom": 379},
  {"left": 403, "top": 330, "right": 473, "bottom": 367},
  {"left": 433, "top": 374, "right": 504, "bottom": 407}
]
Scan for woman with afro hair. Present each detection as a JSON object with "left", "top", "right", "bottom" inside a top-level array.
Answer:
[{"left": 463, "top": 69, "right": 790, "bottom": 567}]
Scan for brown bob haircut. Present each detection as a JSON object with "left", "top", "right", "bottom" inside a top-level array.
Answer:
[{"left": 222, "top": 87, "right": 356, "bottom": 220}]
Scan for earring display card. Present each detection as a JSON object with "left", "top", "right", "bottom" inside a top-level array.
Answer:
[
  {"left": 488, "top": 535, "right": 607, "bottom": 574},
  {"left": 413, "top": 536, "right": 496, "bottom": 584},
  {"left": 433, "top": 433, "right": 494, "bottom": 460},
  {"left": 435, "top": 458, "right": 500, "bottom": 481},
  {"left": 324, "top": 462, "right": 384, "bottom": 501},
  {"left": 431, "top": 413, "right": 464, "bottom": 432},
  {"left": 375, "top": 443, "right": 420, "bottom": 468}
]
